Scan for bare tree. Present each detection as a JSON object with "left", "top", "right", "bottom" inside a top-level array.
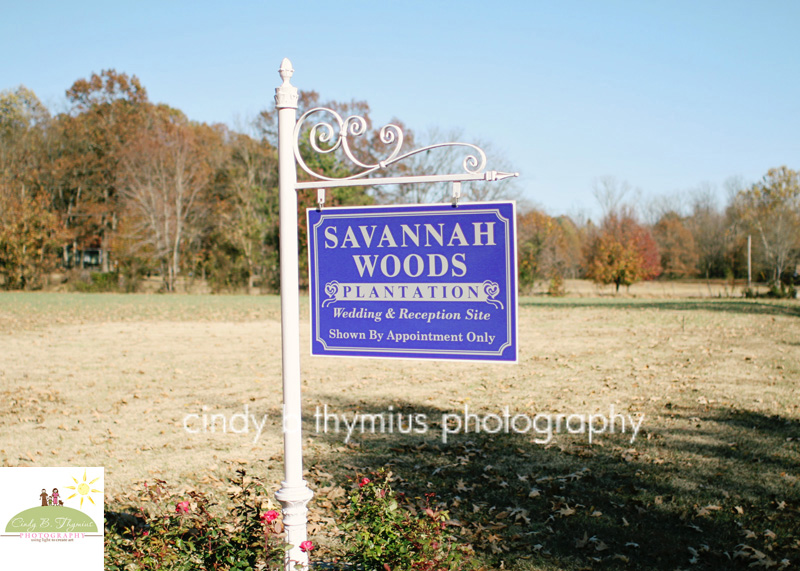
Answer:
[
  {"left": 380, "top": 127, "right": 520, "bottom": 205},
  {"left": 222, "top": 132, "right": 279, "bottom": 290},
  {"left": 643, "top": 190, "right": 687, "bottom": 226},
  {"left": 592, "top": 176, "right": 632, "bottom": 219},
  {"left": 118, "top": 118, "right": 216, "bottom": 291},
  {"left": 686, "top": 184, "right": 731, "bottom": 281}
]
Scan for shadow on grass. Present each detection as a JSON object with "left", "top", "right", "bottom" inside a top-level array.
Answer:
[
  {"left": 520, "top": 298, "right": 800, "bottom": 319},
  {"left": 304, "top": 397, "right": 800, "bottom": 571}
]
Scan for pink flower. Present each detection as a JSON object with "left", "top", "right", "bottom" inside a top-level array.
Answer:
[
  {"left": 359, "top": 477, "right": 371, "bottom": 488},
  {"left": 261, "top": 510, "right": 279, "bottom": 523},
  {"left": 299, "top": 540, "right": 314, "bottom": 553},
  {"left": 142, "top": 531, "right": 149, "bottom": 537},
  {"left": 175, "top": 501, "right": 190, "bottom": 514}
]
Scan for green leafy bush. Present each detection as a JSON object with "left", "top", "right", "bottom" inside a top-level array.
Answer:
[
  {"left": 548, "top": 273, "right": 566, "bottom": 296},
  {"left": 767, "top": 282, "right": 798, "bottom": 299},
  {"left": 340, "top": 470, "right": 474, "bottom": 571},
  {"left": 72, "top": 271, "right": 121, "bottom": 292}
]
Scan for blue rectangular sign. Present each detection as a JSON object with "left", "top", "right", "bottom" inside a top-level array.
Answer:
[{"left": 307, "top": 202, "right": 517, "bottom": 362}]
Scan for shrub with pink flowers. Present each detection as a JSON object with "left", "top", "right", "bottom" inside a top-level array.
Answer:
[
  {"left": 105, "top": 470, "right": 289, "bottom": 571},
  {"left": 105, "top": 468, "right": 476, "bottom": 570}
]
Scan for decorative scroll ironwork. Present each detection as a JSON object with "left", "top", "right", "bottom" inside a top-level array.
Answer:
[{"left": 293, "top": 107, "right": 489, "bottom": 182}]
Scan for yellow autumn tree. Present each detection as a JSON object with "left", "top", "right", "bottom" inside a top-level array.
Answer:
[{"left": 736, "top": 166, "right": 800, "bottom": 284}]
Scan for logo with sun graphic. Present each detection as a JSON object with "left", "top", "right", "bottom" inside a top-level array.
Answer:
[
  {"left": 2, "top": 467, "right": 104, "bottom": 570},
  {"left": 3, "top": 467, "right": 103, "bottom": 535},
  {"left": 64, "top": 469, "right": 102, "bottom": 509}
]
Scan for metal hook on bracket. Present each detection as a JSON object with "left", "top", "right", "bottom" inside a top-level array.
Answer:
[
  {"left": 451, "top": 181, "right": 462, "bottom": 208},
  {"left": 317, "top": 188, "right": 326, "bottom": 210}
]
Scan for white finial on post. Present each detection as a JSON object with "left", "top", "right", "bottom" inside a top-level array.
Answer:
[
  {"left": 279, "top": 57, "right": 293, "bottom": 81},
  {"left": 275, "top": 58, "right": 298, "bottom": 109},
  {"left": 275, "top": 58, "right": 313, "bottom": 570}
]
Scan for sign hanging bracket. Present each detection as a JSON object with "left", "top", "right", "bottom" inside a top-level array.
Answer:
[
  {"left": 451, "top": 181, "right": 462, "bottom": 208},
  {"left": 316, "top": 188, "right": 326, "bottom": 210}
]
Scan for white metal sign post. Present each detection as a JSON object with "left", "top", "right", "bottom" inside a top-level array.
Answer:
[
  {"left": 274, "top": 58, "right": 517, "bottom": 570},
  {"left": 274, "top": 59, "right": 314, "bottom": 570}
]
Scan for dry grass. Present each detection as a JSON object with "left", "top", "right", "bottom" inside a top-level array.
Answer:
[
  {"left": 531, "top": 278, "right": 772, "bottom": 298},
  {"left": 1, "top": 289, "right": 798, "bottom": 569}
]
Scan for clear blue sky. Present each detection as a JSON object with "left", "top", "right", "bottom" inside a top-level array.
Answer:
[{"left": 3, "top": 0, "right": 799, "bottom": 218}]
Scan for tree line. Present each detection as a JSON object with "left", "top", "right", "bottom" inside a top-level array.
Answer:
[
  {"left": 1, "top": 71, "right": 798, "bottom": 294},
  {"left": 519, "top": 171, "right": 800, "bottom": 295}
]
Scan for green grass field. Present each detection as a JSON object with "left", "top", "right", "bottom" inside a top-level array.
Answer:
[{"left": 1, "top": 292, "right": 798, "bottom": 569}]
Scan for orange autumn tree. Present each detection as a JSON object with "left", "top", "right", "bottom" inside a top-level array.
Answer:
[
  {"left": 0, "top": 190, "right": 64, "bottom": 289},
  {"left": 585, "top": 213, "right": 661, "bottom": 292},
  {"left": 653, "top": 211, "right": 699, "bottom": 278},
  {"left": 0, "top": 86, "right": 64, "bottom": 289},
  {"left": 53, "top": 70, "right": 150, "bottom": 271}
]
